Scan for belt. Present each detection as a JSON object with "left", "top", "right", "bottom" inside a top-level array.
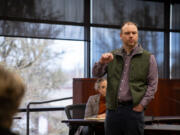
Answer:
[{"left": 118, "top": 100, "right": 133, "bottom": 106}]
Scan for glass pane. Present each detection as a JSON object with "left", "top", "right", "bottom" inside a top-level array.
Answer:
[
  {"left": 139, "top": 31, "right": 164, "bottom": 78},
  {"left": 91, "top": 27, "right": 164, "bottom": 78},
  {"left": 92, "top": 0, "right": 164, "bottom": 29},
  {"left": 0, "top": 21, "right": 84, "bottom": 40},
  {"left": 170, "top": 32, "right": 180, "bottom": 79},
  {"left": 12, "top": 111, "right": 68, "bottom": 135},
  {"left": 0, "top": 0, "right": 5, "bottom": 16},
  {"left": 12, "top": 112, "right": 27, "bottom": 135},
  {"left": 91, "top": 27, "right": 122, "bottom": 66},
  {"left": 0, "top": 37, "right": 84, "bottom": 107},
  {"left": 1, "top": 0, "right": 84, "bottom": 23},
  {"left": 171, "top": 3, "right": 180, "bottom": 30}
]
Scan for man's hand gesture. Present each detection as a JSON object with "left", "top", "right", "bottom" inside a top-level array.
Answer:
[{"left": 100, "top": 53, "right": 114, "bottom": 64}]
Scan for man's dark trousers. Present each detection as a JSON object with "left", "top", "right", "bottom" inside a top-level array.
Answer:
[{"left": 105, "top": 102, "right": 144, "bottom": 135}]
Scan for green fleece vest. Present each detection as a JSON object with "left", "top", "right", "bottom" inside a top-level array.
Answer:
[{"left": 106, "top": 49, "right": 150, "bottom": 110}]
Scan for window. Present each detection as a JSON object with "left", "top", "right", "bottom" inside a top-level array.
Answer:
[
  {"left": 91, "top": 27, "right": 164, "bottom": 78},
  {"left": 0, "top": 37, "right": 84, "bottom": 135},
  {"left": 0, "top": 0, "right": 84, "bottom": 23},
  {"left": 92, "top": 0, "right": 164, "bottom": 29},
  {"left": 171, "top": 3, "right": 180, "bottom": 30},
  {"left": 170, "top": 32, "right": 180, "bottom": 78},
  {"left": 0, "top": 21, "right": 84, "bottom": 40}
]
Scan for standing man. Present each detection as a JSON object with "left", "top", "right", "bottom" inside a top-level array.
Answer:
[{"left": 92, "top": 21, "right": 158, "bottom": 135}]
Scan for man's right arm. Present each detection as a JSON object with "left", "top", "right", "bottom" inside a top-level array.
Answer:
[
  {"left": 92, "top": 62, "right": 107, "bottom": 77},
  {"left": 92, "top": 52, "right": 113, "bottom": 77}
]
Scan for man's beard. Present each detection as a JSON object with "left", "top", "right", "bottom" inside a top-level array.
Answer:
[{"left": 126, "top": 41, "right": 137, "bottom": 47}]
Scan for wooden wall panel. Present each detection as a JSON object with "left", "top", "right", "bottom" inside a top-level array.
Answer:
[
  {"left": 73, "top": 78, "right": 98, "bottom": 104},
  {"left": 73, "top": 78, "right": 180, "bottom": 116},
  {"left": 145, "top": 79, "right": 180, "bottom": 116}
]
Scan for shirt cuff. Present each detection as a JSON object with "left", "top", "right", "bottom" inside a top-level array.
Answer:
[{"left": 140, "top": 99, "right": 149, "bottom": 108}]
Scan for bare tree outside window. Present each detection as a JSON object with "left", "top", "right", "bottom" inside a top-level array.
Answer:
[
  {"left": 0, "top": 37, "right": 84, "bottom": 135},
  {"left": 0, "top": 0, "right": 85, "bottom": 134}
]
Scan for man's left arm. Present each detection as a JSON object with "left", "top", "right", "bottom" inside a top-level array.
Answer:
[{"left": 133, "top": 55, "right": 158, "bottom": 112}]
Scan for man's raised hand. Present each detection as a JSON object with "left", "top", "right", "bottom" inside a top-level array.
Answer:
[{"left": 100, "top": 53, "right": 114, "bottom": 64}]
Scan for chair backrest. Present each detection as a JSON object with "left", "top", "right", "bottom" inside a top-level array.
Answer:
[{"left": 65, "top": 104, "right": 86, "bottom": 119}]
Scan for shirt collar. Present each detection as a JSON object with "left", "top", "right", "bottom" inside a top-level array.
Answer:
[{"left": 113, "top": 44, "right": 144, "bottom": 56}]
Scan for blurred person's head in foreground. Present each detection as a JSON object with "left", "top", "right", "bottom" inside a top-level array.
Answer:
[{"left": 0, "top": 65, "right": 25, "bottom": 129}]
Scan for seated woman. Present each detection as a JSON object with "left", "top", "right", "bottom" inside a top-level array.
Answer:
[
  {"left": 84, "top": 78, "right": 107, "bottom": 119},
  {"left": 75, "top": 78, "right": 107, "bottom": 135}
]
